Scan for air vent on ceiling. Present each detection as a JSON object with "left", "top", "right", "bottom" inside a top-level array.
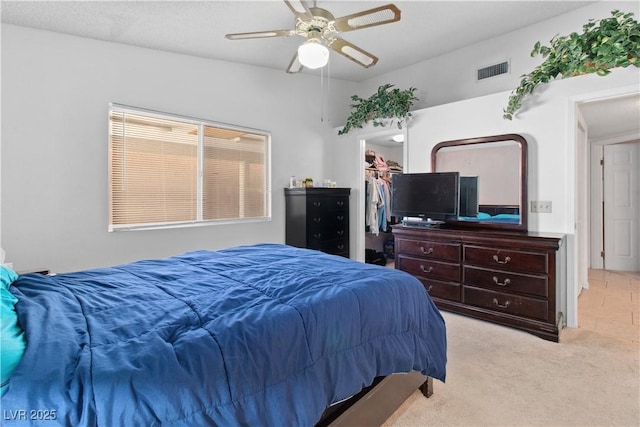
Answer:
[{"left": 477, "top": 61, "right": 510, "bottom": 81}]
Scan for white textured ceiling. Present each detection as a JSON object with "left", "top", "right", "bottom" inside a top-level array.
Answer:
[
  {"left": 1, "top": 0, "right": 597, "bottom": 82},
  {"left": 2, "top": 0, "right": 638, "bottom": 140},
  {"left": 580, "top": 94, "right": 640, "bottom": 142}
]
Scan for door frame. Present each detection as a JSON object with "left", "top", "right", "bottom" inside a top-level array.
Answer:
[
  {"left": 575, "top": 109, "right": 589, "bottom": 296},
  {"left": 567, "top": 85, "right": 640, "bottom": 327},
  {"left": 589, "top": 143, "right": 605, "bottom": 270},
  {"left": 354, "top": 128, "right": 408, "bottom": 263}
]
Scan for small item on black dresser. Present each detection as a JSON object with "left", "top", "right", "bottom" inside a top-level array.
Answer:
[{"left": 365, "top": 249, "right": 387, "bottom": 266}]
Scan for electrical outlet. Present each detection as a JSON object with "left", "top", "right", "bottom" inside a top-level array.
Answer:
[{"left": 530, "top": 201, "right": 552, "bottom": 213}]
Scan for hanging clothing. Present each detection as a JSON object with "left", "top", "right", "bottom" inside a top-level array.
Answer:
[
  {"left": 377, "top": 179, "right": 387, "bottom": 233},
  {"left": 366, "top": 175, "right": 380, "bottom": 235},
  {"left": 381, "top": 179, "right": 393, "bottom": 218},
  {"left": 365, "top": 150, "right": 401, "bottom": 234}
]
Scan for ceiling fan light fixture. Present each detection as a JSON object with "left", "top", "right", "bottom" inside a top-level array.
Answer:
[{"left": 298, "top": 39, "right": 329, "bottom": 69}]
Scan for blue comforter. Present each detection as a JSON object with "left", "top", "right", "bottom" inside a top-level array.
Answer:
[{"left": 3, "top": 244, "right": 446, "bottom": 426}]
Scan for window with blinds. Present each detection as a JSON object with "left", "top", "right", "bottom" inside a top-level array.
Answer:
[{"left": 108, "top": 104, "right": 270, "bottom": 231}]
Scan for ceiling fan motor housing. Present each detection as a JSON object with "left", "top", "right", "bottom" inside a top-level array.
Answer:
[{"left": 297, "top": 7, "right": 335, "bottom": 41}]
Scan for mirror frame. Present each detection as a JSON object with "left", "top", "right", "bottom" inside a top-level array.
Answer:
[{"left": 431, "top": 133, "right": 528, "bottom": 232}]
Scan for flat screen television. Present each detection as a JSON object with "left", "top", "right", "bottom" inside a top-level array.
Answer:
[
  {"left": 391, "top": 172, "right": 460, "bottom": 224},
  {"left": 459, "top": 176, "right": 479, "bottom": 217}
]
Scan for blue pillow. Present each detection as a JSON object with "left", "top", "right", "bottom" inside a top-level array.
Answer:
[
  {"left": 1, "top": 266, "right": 25, "bottom": 396},
  {"left": 1, "top": 265, "right": 18, "bottom": 290}
]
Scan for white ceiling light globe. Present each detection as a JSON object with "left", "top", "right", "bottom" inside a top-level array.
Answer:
[{"left": 298, "top": 41, "right": 329, "bottom": 69}]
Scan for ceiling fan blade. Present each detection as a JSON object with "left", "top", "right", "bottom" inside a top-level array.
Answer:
[
  {"left": 329, "top": 38, "right": 378, "bottom": 68},
  {"left": 286, "top": 52, "right": 303, "bottom": 74},
  {"left": 225, "top": 29, "right": 296, "bottom": 40},
  {"left": 284, "top": 0, "right": 313, "bottom": 20},
  {"left": 332, "top": 4, "right": 401, "bottom": 32}
]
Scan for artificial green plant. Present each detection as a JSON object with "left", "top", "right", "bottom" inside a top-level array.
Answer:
[
  {"left": 504, "top": 10, "right": 640, "bottom": 120},
  {"left": 338, "top": 84, "right": 418, "bottom": 135}
]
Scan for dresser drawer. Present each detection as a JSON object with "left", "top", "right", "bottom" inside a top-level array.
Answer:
[
  {"left": 307, "top": 197, "right": 348, "bottom": 215},
  {"left": 308, "top": 227, "right": 348, "bottom": 243},
  {"left": 464, "top": 245, "right": 548, "bottom": 274},
  {"left": 416, "top": 277, "right": 461, "bottom": 301},
  {"left": 396, "top": 238, "right": 461, "bottom": 262},
  {"left": 463, "top": 286, "right": 548, "bottom": 321},
  {"left": 308, "top": 212, "right": 348, "bottom": 229},
  {"left": 397, "top": 256, "right": 460, "bottom": 282},
  {"left": 464, "top": 266, "right": 548, "bottom": 298},
  {"left": 310, "top": 239, "right": 349, "bottom": 257}
]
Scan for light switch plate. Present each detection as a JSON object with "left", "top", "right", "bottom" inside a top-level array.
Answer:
[{"left": 531, "top": 201, "right": 552, "bottom": 213}]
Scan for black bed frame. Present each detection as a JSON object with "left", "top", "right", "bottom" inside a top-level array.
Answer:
[{"left": 317, "top": 372, "right": 433, "bottom": 426}]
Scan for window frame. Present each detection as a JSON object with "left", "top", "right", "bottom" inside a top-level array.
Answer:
[{"left": 108, "top": 103, "right": 272, "bottom": 231}]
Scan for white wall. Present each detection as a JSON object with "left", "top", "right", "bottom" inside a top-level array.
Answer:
[
  {"left": 0, "top": 24, "right": 358, "bottom": 272},
  {"left": 337, "top": 66, "right": 640, "bottom": 235},
  {"left": 414, "top": 68, "right": 640, "bottom": 323}
]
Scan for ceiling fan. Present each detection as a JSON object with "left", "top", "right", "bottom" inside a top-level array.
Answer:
[{"left": 225, "top": 0, "right": 401, "bottom": 73}]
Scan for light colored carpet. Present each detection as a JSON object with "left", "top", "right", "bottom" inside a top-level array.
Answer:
[{"left": 384, "top": 312, "right": 640, "bottom": 426}]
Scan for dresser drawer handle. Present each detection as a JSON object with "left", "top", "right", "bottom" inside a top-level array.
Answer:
[
  {"left": 420, "top": 265, "right": 433, "bottom": 274},
  {"left": 492, "top": 298, "right": 511, "bottom": 309},
  {"left": 420, "top": 247, "right": 434, "bottom": 255},
  {"left": 336, "top": 201, "right": 344, "bottom": 207},
  {"left": 336, "top": 230, "right": 344, "bottom": 236},
  {"left": 336, "top": 215, "right": 344, "bottom": 221},
  {"left": 492, "top": 276, "right": 511, "bottom": 287},
  {"left": 313, "top": 218, "right": 322, "bottom": 223},
  {"left": 337, "top": 244, "right": 345, "bottom": 250},
  {"left": 426, "top": 285, "right": 433, "bottom": 292},
  {"left": 493, "top": 255, "right": 511, "bottom": 264},
  {"left": 313, "top": 233, "right": 322, "bottom": 239},
  {"left": 313, "top": 201, "right": 321, "bottom": 207}
]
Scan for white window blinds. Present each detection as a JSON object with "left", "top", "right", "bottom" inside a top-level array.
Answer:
[{"left": 109, "top": 105, "right": 270, "bottom": 231}]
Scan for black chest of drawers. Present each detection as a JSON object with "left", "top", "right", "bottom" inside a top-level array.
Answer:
[
  {"left": 392, "top": 225, "right": 564, "bottom": 342},
  {"left": 285, "top": 188, "right": 350, "bottom": 257}
]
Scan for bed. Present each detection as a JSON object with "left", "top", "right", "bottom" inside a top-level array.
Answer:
[{"left": 1, "top": 243, "right": 447, "bottom": 426}]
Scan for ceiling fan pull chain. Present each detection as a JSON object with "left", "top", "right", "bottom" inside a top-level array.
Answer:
[
  {"left": 320, "top": 62, "right": 324, "bottom": 123},
  {"left": 320, "top": 56, "right": 331, "bottom": 123},
  {"left": 327, "top": 58, "right": 330, "bottom": 124}
]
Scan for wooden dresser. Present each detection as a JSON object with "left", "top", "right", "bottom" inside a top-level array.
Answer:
[
  {"left": 285, "top": 188, "right": 350, "bottom": 257},
  {"left": 392, "top": 225, "right": 564, "bottom": 341}
]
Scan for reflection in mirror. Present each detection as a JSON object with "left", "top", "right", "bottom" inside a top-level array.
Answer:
[{"left": 432, "top": 134, "right": 528, "bottom": 231}]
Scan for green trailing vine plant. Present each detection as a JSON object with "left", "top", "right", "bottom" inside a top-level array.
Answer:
[
  {"left": 504, "top": 10, "right": 640, "bottom": 120},
  {"left": 338, "top": 84, "right": 418, "bottom": 135}
]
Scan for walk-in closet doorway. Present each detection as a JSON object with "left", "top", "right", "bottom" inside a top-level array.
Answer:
[{"left": 355, "top": 128, "right": 407, "bottom": 264}]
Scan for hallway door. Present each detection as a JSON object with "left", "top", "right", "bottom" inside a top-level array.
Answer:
[{"left": 604, "top": 142, "right": 640, "bottom": 271}]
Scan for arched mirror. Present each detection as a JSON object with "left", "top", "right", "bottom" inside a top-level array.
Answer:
[{"left": 432, "top": 133, "right": 528, "bottom": 231}]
